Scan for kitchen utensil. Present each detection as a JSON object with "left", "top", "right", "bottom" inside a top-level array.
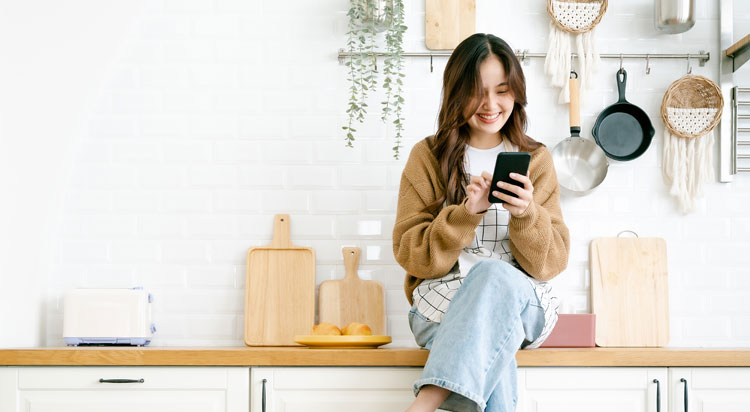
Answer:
[
  {"left": 425, "top": 0, "right": 476, "bottom": 50},
  {"left": 592, "top": 68, "right": 655, "bottom": 161},
  {"left": 661, "top": 75, "right": 723, "bottom": 213},
  {"left": 590, "top": 232, "right": 669, "bottom": 347},
  {"left": 552, "top": 74, "right": 609, "bottom": 195},
  {"left": 244, "top": 214, "right": 315, "bottom": 346},
  {"left": 318, "top": 247, "right": 386, "bottom": 336},
  {"left": 293, "top": 335, "right": 392, "bottom": 349},
  {"left": 655, "top": 0, "right": 695, "bottom": 34},
  {"left": 539, "top": 314, "right": 595, "bottom": 348}
]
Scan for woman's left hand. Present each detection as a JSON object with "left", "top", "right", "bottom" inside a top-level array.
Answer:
[{"left": 491, "top": 172, "right": 534, "bottom": 216}]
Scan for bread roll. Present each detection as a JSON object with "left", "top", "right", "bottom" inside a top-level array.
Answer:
[
  {"left": 341, "top": 322, "right": 372, "bottom": 336},
  {"left": 312, "top": 322, "right": 342, "bottom": 335}
]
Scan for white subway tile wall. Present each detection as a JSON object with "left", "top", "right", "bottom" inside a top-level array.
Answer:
[{"left": 47, "top": 0, "right": 750, "bottom": 348}]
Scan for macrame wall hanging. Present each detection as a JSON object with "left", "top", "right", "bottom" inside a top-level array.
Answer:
[
  {"left": 661, "top": 75, "right": 723, "bottom": 213},
  {"left": 544, "top": 0, "right": 607, "bottom": 104}
]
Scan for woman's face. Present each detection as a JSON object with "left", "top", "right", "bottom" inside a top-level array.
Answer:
[{"left": 465, "top": 55, "right": 515, "bottom": 143}]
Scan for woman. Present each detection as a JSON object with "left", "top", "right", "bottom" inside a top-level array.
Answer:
[{"left": 393, "top": 33, "right": 570, "bottom": 412}]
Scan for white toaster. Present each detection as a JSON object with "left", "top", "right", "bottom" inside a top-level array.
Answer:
[{"left": 63, "top": 287, "right": 155, "bottom": 346}]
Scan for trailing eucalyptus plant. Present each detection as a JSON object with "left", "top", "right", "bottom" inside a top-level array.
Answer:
[{"left": 343, "top": 0, "right": 407, "bottom": 159}]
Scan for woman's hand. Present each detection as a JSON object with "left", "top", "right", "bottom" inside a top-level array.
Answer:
[
  {"left": 492, "top": 172, "right": 534, "bottom": 216},
  {"left": 465, "top": 171, "right": 493, "bottom": 214}
]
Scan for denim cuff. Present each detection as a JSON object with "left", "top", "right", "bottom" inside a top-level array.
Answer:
[{"left": 413, "top": 377, "right": 485, "bottom": 412}]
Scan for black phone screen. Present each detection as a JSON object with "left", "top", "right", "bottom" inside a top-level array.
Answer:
[{"left": 487, "top": 152, "right": 531, "bottom": 204}]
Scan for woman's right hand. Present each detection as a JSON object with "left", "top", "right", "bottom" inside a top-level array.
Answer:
[{"left": 465, "top": 171, "right": 493, "bottom": 214}]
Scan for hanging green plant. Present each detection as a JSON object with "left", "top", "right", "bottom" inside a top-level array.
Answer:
[{"left": 342, "top": 0, "right": 407, "bottom": 159}]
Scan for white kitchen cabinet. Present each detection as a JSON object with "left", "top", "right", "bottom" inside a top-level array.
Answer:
[
  {"left": 0, "top": 366, "right": 249, "bottom": 412},
  {"left": 251, "top": 367, "right": 424, "bottom": 412},
  {"left": 520, "top": 367, "right": 667, "bottom": 412},
  {"left": 669, "top": 368, "right": 750, "bottom": 412}
]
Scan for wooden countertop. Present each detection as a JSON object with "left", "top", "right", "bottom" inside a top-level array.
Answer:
[{"left": 2, "top": 347, "right": 750, "bottom": 367}]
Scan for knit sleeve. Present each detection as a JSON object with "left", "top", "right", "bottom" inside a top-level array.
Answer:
[
  {"left": 508, "top": 147, "right": 570, "bottom": 281},
  {"left": 392, "top": 145, "right": 484, "bottom": 279}
]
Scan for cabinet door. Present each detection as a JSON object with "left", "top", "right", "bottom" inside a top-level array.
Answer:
[
  {"left": 670, "top": 367, "right": 750, "bottom": 412},
  {"left": 521, "top": 367, "right": 667, "bottom": 412},
  {"left": 13, "top": 367, "right": 248, "bottom": 412},
  {"left": 252, "top": 367, "right": 425, "bottom": 412}
]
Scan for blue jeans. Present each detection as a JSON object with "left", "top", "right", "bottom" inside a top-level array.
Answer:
[{"left": 408, "top": 260, "right": 546, "bottom": 412}]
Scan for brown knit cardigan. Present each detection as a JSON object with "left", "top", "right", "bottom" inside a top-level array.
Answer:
[{"left": 392, "top": 137, "right": 571, "bottom": 305}]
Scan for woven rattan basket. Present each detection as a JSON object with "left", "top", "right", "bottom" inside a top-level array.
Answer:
[
  {"left": 660, "top": 75, "right": 724, "bottom": 139},
  {"left": 547, "top": 0, "right": 608, "bottom": 34}
]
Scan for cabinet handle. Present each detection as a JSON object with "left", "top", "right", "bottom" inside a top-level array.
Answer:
[
  {"left": 98, "top": 378, "right": 145, "bottom": 384},
  {"left": 262, "top": 378, "right": 267, "bottom": 412},
  {"left": 681, "top": 378, "right": 689, "bottom": 412},
  {"left": 653, "top": 379, "right": 661, "bottom": 412}
]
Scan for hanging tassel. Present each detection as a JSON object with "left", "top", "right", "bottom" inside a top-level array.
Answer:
[{"left": 544, "top": 22, "right": 571, "bottom": 104}]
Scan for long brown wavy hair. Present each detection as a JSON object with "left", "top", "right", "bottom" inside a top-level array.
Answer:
[{"left": 425, "top": 33, "right": 543, "bottom": 214}]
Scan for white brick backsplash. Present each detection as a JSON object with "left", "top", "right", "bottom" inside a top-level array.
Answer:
[
  {"left": 60, "top": 240, "right": 109, "bottom": 263},
  {"left": 340, "top": 166, "right": 388, "bottom": 187},
  {"left": 261, "top": 190, "right": 310, "bottom": 213},
  {"left": 186, "top": 315, "right": 238, "bottom": 338},
  {"left": 113, "top": 142, "right": 162, "bottom": 163},
  {"left": 139, "top": 215, "right": 185, "bottom": 237},
  {"left": 163, "top": 240, "right": 211, "bottom": 263},
  {"left": 139, "top": 165, "right": 186, "bottom": 187},
  {"left": 188, "top": 165, "right": 239, "bottom": 186},
  {"left": 110, "top": 240, "right": 161, "bottom": 263},
  {"left": 189, "top": 64, "right": 239, "bottom": 88},
  {"left": 83, "top": 215, "right": 138, "bottom": 237},
  {"left": 88, "top": 115, "right": 137, "bottom": 138},
  {"left": 364, "top": 191, "right": 398, "bottom": 212},
  {"left": 164, "top": 92, "right": 213, "bottom": 112},
  {"left": 139, "top": 65, "right": 189, "bottom": 88},
  {"left": 32, "top": 0, "right": 750, "bottom": 347},
  {"left": 112, "top": 91, "right": 164, "bottom": 112},
  {"left": 187, "top": 265, "right": 237, "bottom": 288},
  {"left": 114, "top": 190, "right": 160, "bottom": 212},
  {"left": 210, "top": 240, "right": 249, "bottom": 264},
  {"left": 213, "top": 141, "right": 260, "bottom": 162},
  {"left": 163, "top": 141, "right": 212, "bottom": 162},
  {"left": 189, "top": 113, "right": 239, "bottom": 137},
  {"left": 65, "top": 190, "right": 112, "bottom": 212},
  {"left": 239, "top": 115, "right": 289, "bottom": 139},
  {"left": 263, "top": 141, "right": 314, "bottom": 163},
  {"left": 287, "top": 166, "right": 336, "bottom": 188},
  {"left": 311, "top": 190, "right": 361, "bottom": 213},
  {"left": 334, "top": 216, "right": 393, "bottom": 239},
  {"left": 239, "top": 165, "right": 285, "bottom": 187},
  {"left": 139, "top": 114, "right": 189, "bottom": 136},
  {"left": 213, "top": 190, "right": 261, "bottom": 212},
  {"left": 186, "top": 215, "right": 238, "bottom": 237}
]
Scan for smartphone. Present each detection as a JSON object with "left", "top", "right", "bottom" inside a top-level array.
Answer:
[{"left": 487, "top": 152, "right": 531, "bottom": 203}]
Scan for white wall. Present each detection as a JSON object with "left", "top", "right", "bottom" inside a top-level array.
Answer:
[{"left": 1, "top": 0, "right": 749, "bottom": 348}]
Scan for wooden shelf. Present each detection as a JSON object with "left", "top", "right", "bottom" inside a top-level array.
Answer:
[
  {"left": 3, "top": 347, "right": 750, "bottom": 367},
  {"left": 726, "top": 34, "right": 750, "bottom": 72}
]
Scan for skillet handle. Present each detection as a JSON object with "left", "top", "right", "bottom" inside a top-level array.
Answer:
[
  {"left": 569, "top": 77, "right": 580, "bottom": 136},
  {"left": 616, "top": 68, "right": 627, "bottom": 103}
]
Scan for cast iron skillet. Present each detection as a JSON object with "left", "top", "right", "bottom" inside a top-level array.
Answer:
[{"left": 592, "top": 68, "right": 655, "bottom": 161}]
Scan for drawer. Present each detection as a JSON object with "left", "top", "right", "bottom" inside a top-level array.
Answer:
[{"left": 18, "top": 367, "right": 235, "bottom": 390}]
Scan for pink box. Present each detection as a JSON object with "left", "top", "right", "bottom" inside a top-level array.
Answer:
[{"left": 539, "top": 314, "right": 596, "bottom": 348}]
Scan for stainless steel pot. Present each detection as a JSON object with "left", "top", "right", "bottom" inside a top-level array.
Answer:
[
  {"left": 551, "top": 75, "right": 609, "bottom": 196},
  {"left": 655, "top": 0, "right": 695, "bottom": 34}
]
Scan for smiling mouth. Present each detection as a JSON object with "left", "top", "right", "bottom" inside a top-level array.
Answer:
[{"left": 476, "top": 112, "right": 501, "bottom": 122}]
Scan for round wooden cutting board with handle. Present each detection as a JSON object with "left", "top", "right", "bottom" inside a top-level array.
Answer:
[
  {"left": 318, "top": 247, "right": 386, "bottom": 336},
  {"left": 244, "top": 214, "right": 315, "bottom": 346},
  {"left": 590, "top": 235, "right": 669, "bottom": 347}
]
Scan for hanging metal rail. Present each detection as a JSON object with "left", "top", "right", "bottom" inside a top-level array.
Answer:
[{"left": 337, "top": 49, "right": 710, "bottom": 72}]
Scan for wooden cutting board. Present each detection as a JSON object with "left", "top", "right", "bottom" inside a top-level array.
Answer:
[
  {"left": 425, "top": 0, "right": 476, "bottom": 50},
  {"left": 318, "top": 247, "right": 386, "bottom": 335},
  {"left": 590, "top": 236, "right": 669, "bottom": 347},
  {"left": 244, "top": 214, "right": 315, "bottom": 346}
]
